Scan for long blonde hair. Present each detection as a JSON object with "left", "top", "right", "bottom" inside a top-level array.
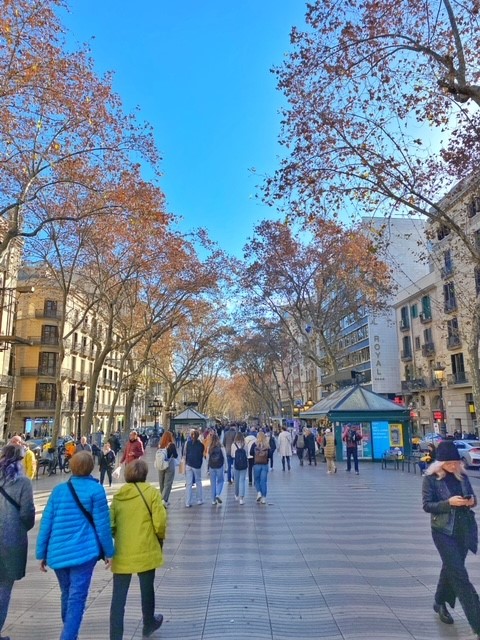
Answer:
[{"left": 426, "top": 460, "right": 465, "bottom": 481}]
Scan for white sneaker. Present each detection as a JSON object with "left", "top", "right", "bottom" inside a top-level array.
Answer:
[
  {"left": 234, "top": 495, "right": 239, "bottom": 501},
  {"left": 256, "top": 492, "right": 262, "bottom": 502},
  {"left": 239, "top": 498, "right": 244, "bottom": 505},
  {"left": 327, "top": 471, "right": 331, "bottom": 474},
  {"left": 260, "top": 497, "right": 266, "bottom": 504},
  {"left": 212, "top": 501, "right": 217, "bottom": 505},
  {"left": 197, "top": 500, "right": 203, "bottom": 505}
]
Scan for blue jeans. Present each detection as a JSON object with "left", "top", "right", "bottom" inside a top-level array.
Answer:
[
  {"left": 234, "top": 468, "right": 247, "bottom": 498},
  {"left": 0, "top": 577, "right": 14, "bottom": 633},
  {"left": 226, "top": 455, "right": 234, "bottom": 482},
  {"left": 254, "top": 464, "right": 268, "bottom": 497},
  {"left": 55, "top": 559, "right": 97, "bottom": 640},
  {"left": 210, "top": 467, "right": 224, "bottom": 502},
  {"left": 346, "top": 447, "right": 359, "bottom": 472},
  {"left": 186, "top": 465, "right": 203, "bottom": 505}
]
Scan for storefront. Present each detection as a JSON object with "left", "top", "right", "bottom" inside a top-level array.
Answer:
[{"left": 302, "top": 385, "right": 411, "bottom": 462}]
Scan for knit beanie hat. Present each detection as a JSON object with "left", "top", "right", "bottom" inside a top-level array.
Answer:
[{"left": 436, "top": 440, "right": 461, "bottom": 462}]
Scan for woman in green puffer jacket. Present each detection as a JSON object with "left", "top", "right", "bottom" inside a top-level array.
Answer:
[{"left": 110, "top": 458, "right": 167, "bottom": 640}]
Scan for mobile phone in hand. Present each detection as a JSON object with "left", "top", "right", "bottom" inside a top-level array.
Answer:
[{"left": 464, "top": 494, "right": 473, "bottom": 500}]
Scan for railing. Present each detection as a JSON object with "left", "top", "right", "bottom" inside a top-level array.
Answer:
[
  {"left": 447, "top": 335, "right": 461, "bottom": 349},
  {"left": 401, "top": 378, "right": 428, "bottom": 391},
  {"left": 421, "top": 342, "right": 435, "bottom": 357},
  {"left": 444, "top": 299, "right": 457, "bottom": 313},
  {"left": 447, "top": 372, "right": 469, "bottom": 385},
  {"left": 70, "top": 341, "right": 82, "bottom": 353},
  {"left": 20, "top": 367, "right": 75, "bottom": 378},
  {"left": 441, "top": 264, "right": 454, "bottom": 279},
  {"left": 28, "top": 335, "right": 60, "bottom": 346},
  {"left": 419, "top": 312, "right": 432, "bottom": 323},
  {"left": 35, "top": 309, "right": 62, "bottom": 320},
  {"left": 399, "top": 320, "right": 410, "bottom": 331},
  {"left": 14, "top": 400, "right": 57, "bottom": 410},
  {"left": 0, "top": 374, "right": 13, "bottom": 388},
  {"left": 401, "top": 350, "right": 413, "bottom": 361}
]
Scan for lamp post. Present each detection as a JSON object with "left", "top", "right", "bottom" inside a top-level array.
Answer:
[
  {"left": 433, "top": 362, "right": 447, "bottom": 437},
  {"left": 148, "top": 398, "right": 163, "bottom": 436},
  {"left": 77, "top": 383, "right": 85, "bottom": 441}
]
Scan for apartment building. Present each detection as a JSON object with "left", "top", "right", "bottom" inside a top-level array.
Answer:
[
  {"left": 321, "top": 217, "right": 429, "bottom": 397},
  {"left": 394, "top": 176, "right": 480, "bottom": 435},
  {"left": 11, "top": 272, "right": 131, "bottom": 437}
]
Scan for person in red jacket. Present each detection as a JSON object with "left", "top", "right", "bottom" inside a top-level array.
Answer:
[{"left": 120, "top": 432, "right": 144, "bottom": 465}]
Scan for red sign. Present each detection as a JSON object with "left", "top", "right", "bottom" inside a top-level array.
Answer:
[
  {"left": 433, "top": 411, "right": 444, "bottom": 420},
  {"left": 393, "top": 397, "right": 405, "bottom": 406}
]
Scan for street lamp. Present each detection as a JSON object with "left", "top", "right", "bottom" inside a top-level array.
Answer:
[
  {"left": 77, "top": 383, "right": 85, "bottom": 441},
  {"left": 433, "top": 362, "right": 446, "bottom": 437},
  {"left": 148, "top": 398, "right": 163, "bottom": 436}
]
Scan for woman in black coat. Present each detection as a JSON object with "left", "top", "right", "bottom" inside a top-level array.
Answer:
[
  {"left": 422, "top": 440, "right": 480, "bottom": 638},
  {"left": 0, "top": 445, "right": 35, "bottom": 640}
]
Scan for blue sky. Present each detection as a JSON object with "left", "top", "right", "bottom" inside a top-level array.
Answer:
[{"left": 62, "top": 1, "right": 308, "bottom": 257}]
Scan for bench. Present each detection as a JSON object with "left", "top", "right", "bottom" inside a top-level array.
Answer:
[{"left": 381, "top": 451, "right": 404, "bottom": 471}]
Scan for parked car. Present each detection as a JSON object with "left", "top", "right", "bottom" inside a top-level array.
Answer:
[
  {"left": 419, "top": 433, "right": 443, "bottom": 450},
  {"left": 453, "top": 440, "right": 480, "bottom": 468}
]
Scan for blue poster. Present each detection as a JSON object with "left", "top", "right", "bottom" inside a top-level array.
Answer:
[{"left": 372, "top": 421, "right": 390, "bottom": 459}]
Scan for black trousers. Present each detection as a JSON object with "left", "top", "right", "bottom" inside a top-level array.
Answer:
[
  {"left": 248, "top": 458, "right": 254, "bottom": 483},
  {"left": 100, "top": 467, "right": 113, "bottom": 486},
  {"left": 110, "top": 569, "right": 155, "bottom": 640},
  {"left": 346, "top": 447, "right": 359, "bottom": 472},
  {"left": 432, "top": 528, "right": 480, "bottom": 635}
]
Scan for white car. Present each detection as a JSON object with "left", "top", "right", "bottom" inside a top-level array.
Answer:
[{"left": 453, "top": 440, "right": 480, "bottom": 468}]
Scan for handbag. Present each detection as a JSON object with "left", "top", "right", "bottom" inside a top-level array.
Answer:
[
  {"left": 67, "top": 480, "right": 105, "bottom": 560},
  {"left": 178, "top": 458, "right": 186, "bottom": 475}
]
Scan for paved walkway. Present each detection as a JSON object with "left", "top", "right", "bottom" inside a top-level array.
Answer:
[{"left": 4, "top": 448, "right": 480, "bottom": 640}]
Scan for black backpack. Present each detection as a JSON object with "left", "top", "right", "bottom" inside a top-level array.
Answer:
[
  {"left": 209, "top": 446, "right": 224, "bottom": 469},
  {"left": 234, "top": 443, "right": 248, "bottom": 470}
]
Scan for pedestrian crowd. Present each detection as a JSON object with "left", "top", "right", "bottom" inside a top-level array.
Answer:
[{"left": 2, "top": 424, "right": 480, "bottom": 640}]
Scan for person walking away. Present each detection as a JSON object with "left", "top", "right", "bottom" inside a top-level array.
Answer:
[
  {"left": 293, "top": 429, "right": 305, "bottom": 466},
  {"left": 120, "top": 431, "right": 144, "bottom": 465},
  {"left": 110, "top": 459, "right": 166, "bottom": 640},
  {"left": 251, "top": 432, "right": 270, "bottom": 504},
  {"left": 343, "top": 425, "right": 362, "bottom": 474},
  {"left": 278, "top": 426, "right": 293, "bottom": 471},
  {"left": 8, "top": 435, "right": 36, "bottom": 479},
  {"left": 268, "top": 431, "right": 276, "bottom": 469},
  {"left": 156, "top": 431, "right": 178, "bottom": 506},
  {"left": 244, "top": 429, "right": 257, "bottom": 486},
  {"left": 108, "top": 432, "right": 121, "bottom": 456},
  {"left": 0, "top": 445, "right": 35, "bottom": 640},
  {"left": 323, "top": 428, "right": 337, "bottom": 474},
  {"left": 232, "top": 433, "right": 248, "bottom": 505},
  {"left": 36, "top": 451, "right": 113, "bottom": 640},
  {"left": 99, "top": 442, "right": 116, "bottom": 487},
  {"left": 304, "top": 428, "right": 317, "bottom": 466},
  {"left": 223, "top": 424, "right": 237, "bottom": 484},
  {"left": 184, "top": 429, "right": 204, "bottom": 507},
  {"left": 422, "top": 441, "right": 480, "bottom": 639},
  {"left": 208, "top": 433, "right": 226, "bottom": 505}
]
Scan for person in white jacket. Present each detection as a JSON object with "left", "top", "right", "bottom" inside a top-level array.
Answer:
[{"left": 278, "top": 426, "right": 293, "bottom": 471}]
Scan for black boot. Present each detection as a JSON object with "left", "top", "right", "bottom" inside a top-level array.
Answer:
[{"left": 143, "top": 614, "right": 164, "bottom": 637}]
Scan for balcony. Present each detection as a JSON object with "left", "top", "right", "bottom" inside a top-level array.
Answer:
[
  {"left": 401, "top": 378, "right": 427, "bottom": 391},
  {"left": 447, "top": 372, "right": 469, "bottom": 385},
  {"left": 444, "top": 299, "right": 458, "bottom": 313},
  {"left": 71, "top": 341, "right": 82, "bottom": 353},
  {"left": 421, "top": 342, "right": 435, "bottom": 357},
  {"left": 401, "top": 350, "right": 413, "bottom": 361},
  {"left": 20, "top": 367, "right": 73, "bottom": 378},
  {"left": 0, "top": 374, "right": 13, "bottom": 389},
  {"left": 419, "top": 312, "right": 432, "bottom": 323},
  {"left": 35, "top": 309, "right": 62, "bottom": 320},
  {"left": 447, "top": 334, "right": 462, "bottom": 349},
  {"left": 399, "top": 319, "right": 410, "bottom": 331},
  {"left": 14, "top": 400, "right": 56, "bottom": 410},
  {"left": 441, "top": 264, "right": 454, "bottom": 279},
  {"left": 28, "top": 335, "right": 60, "bottom": 346}
]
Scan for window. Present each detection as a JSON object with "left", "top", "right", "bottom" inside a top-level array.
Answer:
[
  {"left": 443, "top": 282, "right": 457, "bottom": 312},
  {"left": 36, "top": 383, "right": 56, "bottom": 404},
  {"left": 467, "top": 196, "right": 480, "bottom": 218},
  {"left": 414, "top": 336, "right": 421, "bottom": 350},
  {"left": 402, "top": 335, "right": 412, "bottom": 359},
  {"left": 475, "top": 267, "right": 480, "bottom": 296},
  {"left": 39, "top": 352, "right": 57, "bottom": 375},
  {"left": 41, "top": 325, "right": 58, "bottom": 345},
  {"left": 420, "top": 295, "right": 432, "bottom": 320},
  {"left": 400, "top": 306, "right": 410, "bottom": 329},
  {"left": 442, "top": 249, "right": 453, "bottom": 278},
  {"left": 44, "top": 299, "right": 57, "bottom": 318},
  {"left": 423, "top": 327, "right": 433, "bottom": 344},
  {"left": 451, "top": 352, "right": 466, "bottom": 383},
  {"left": 437, "top": 224, "right": 450, "bottom": 240},
  {"left": 410, "top": 304, "right": 418, "bottom": 319}
]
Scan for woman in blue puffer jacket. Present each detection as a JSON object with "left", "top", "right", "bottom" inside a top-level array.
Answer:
[{"left": 36, "top": 451, "right": 114, "bottom": 640}]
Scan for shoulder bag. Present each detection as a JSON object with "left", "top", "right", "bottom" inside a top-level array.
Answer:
[
  {"left": 67, "top": 479, "right": 105, "bottom": 560},
  {"left": 0, "top": 484, "right": 21, "bottom": 510},
  {"left": 133, "top": 483, "right": 163, "bottom": 548}
]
